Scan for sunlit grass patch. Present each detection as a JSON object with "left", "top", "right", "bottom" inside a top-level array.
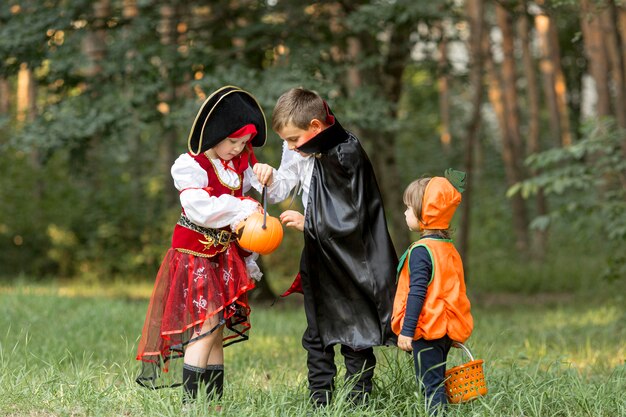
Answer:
[{"left": 1, "top": 284, "right": 624, "bottom": 416}]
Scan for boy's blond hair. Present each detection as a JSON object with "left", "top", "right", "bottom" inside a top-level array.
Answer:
[
  {"left": 403, "top": 177, "right": 451, "bottom": 238},
  {"left": 271, "top": 88, "right": 328, "bottom": 132}
]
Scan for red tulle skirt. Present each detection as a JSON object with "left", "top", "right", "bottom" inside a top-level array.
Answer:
[{"left": 136, "top": 246, "right": 255, "bottom": 387}]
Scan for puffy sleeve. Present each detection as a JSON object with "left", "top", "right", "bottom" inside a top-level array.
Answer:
[
  {"left": 242, "top": 166, "right": 263, "bottom": 194},
  {"left": 266, "top": 142, "right": 305, "bottom": 203},
  {"left": 172, "top": 153, "right": 259, "bottom": 231}
]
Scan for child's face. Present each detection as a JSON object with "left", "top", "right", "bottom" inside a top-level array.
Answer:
[
  {"left": 404, "top": 205, "right": 420, "bottom": 232},
  {"left": 276, "top": 120, "right": 323, "bottom": 157},
  {"left": 209, "top": 134, "right": 252, "bottom": 160}
]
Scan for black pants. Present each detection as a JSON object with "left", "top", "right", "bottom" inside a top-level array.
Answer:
[
  {"left": 302, "top": 322, "right": 376, "bottom": 405},
  {"left": 299, "top": 251, "right": 376, "bottom": 405},
  {"left": 412, "top": 336, "right": 453, "bottom": 413}
]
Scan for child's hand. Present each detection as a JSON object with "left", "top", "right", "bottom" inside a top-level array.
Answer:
[
  {"left": 280, "top": 210, "right": 304, "bottom": 232},
  {"left": 253, "top": 163, "right": 274, "bottom": 186},
  {"left": 397, "top": 334, "right": 413, "bottom": 352}
]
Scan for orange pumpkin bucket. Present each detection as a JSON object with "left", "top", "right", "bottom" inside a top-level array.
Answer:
[
  {"left": 445, "top": 342, "right": 488, "bottom": 404},
  {"left": 236, "top": 212, "right": 283, "bottom": 254},
  {"left": 236, "top": 186, "right": 283, "bottom": 255}
]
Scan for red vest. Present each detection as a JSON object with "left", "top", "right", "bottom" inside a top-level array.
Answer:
[
  {"left": 391, "top": 238, "right": 473, "bottom": 342},
  {"left": 171, "top": 153, "right": 243, "bottom": 258}
]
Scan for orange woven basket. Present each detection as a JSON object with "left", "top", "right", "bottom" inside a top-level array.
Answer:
[{"left": 444, "top": 342, "right": 488, "bottom": 404}]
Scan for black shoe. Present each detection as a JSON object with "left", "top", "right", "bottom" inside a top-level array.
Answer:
[
  {"left": 348, "top": 390, "right": 370, "bottom": 407},
  {"left": 310, "top": 390, "right": 332, "bottom": 408}
]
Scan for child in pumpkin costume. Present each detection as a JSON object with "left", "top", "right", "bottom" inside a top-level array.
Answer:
[
  {"left": 391, "top": 170, "right": 473, "bottom": 414},
  {"left": 135, "top": 86, "right": 268, "bottom": 405}
]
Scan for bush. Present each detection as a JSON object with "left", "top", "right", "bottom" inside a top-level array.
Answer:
[{"left": 509, "top": 117, "right": 626, "bottom": 281}]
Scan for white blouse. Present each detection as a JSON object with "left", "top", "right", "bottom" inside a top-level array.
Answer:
[
  {"left": 266, "top": 142, "right": 315, "bottom": 211},
  {"left": 171, "top": 153, "right": 263, "bottom": 231}
]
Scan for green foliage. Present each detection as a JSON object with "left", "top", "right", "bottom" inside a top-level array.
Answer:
[
  {"left": 0, "top": 0, "right": 608, "bottom": 289},
  {"left": 0, "top": 0, "right": 452, "bottom": 282},
  {"left": 509, "top": 117, "right": 626, "bottom": 281}
]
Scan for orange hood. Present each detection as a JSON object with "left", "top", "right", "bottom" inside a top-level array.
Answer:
[{"left": 419, "top": 176, "right": 462, "bottom": 230}]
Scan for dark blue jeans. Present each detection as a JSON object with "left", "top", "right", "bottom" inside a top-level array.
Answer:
[{"left": 412, "top": 336, "right": 453, "bottom": 414}]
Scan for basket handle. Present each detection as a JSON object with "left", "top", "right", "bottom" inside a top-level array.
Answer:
[{"left": 452, "top": 342, "right": 475, "bottom": 362}]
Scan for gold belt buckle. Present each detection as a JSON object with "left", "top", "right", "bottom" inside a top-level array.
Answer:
[
  {"left": 199, "top": 230, "right": 231, "bottom": 252},
  {"left": 216, "top": 230, "right": 231, "bottom": 246}
]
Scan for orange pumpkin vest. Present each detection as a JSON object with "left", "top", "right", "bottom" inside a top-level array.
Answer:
[{"left": 391, "top": 237, "right": 473, "bottom": 342}]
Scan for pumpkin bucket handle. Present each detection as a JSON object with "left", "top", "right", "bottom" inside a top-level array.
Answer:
[{"left": 262, "top": 186, "right": 268, "bottom": 229}]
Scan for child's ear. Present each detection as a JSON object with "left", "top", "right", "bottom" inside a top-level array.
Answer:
[{"left": 309, "top": 119, "right": 323, "bottom": 133}]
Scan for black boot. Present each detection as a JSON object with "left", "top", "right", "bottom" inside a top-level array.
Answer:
[
  {"left": 182, "top": 364, "right": 205, "bottom": 403},
  {"left": 310, "top": 389, "right": 332, "bottom": 408},
  {"left": 202, "top": 364, "right": 224, "bottom": 401},
  {"left": 342, "top": 345, "right": 375, "bottom": 406}
]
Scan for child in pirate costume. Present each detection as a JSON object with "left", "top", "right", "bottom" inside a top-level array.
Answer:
[
  {"left": 392, "top": 170, "right": 473, "bottom": 415},
  {"left": 253, "top": 87, "right": 398, "bottom": 407},
  {"left": 136, "top": 86, "right": 268, "bottom": 405}
]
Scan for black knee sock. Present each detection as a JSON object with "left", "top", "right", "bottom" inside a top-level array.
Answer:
[
  {"left": 202, "top": 364, "right": 224, "bottom": 400},
  {"left": 182, "top": 364, "right": 205, "bottom": 402}
]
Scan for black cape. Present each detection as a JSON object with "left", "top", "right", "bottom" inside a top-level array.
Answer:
[{"left": 297, "top": 112, "right": 398, "bottom": 350}]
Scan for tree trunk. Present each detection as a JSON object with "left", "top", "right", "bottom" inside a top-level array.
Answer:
[
  {"left": 548, "top": 17, "right": 573, "bottom": 147},
  {"left": 376, "top": 21, "right": 413, "bottom": 253},
  {"left": 580, "top": 0, "right": 612, "bottom": 118},
  {"left": 496, "top": 4, "right": 524, "bottom": 159},
  {"left": 495, "top": 3, "right": 530, "bottom": 252},
  {"left": 436, "top": 21, "right": 452, "bottom": 153},
  {"left": 0, "top": 77, "right": 9, "bottom": 115},
  {"left": 343, "top": 25, "right": 410, "bottom": 253},
  {"left": 618, "top": 4, "right": 626, "bottom": 102},
  {"left": 80, "top": 0, "right": 110, "bottom": 197},
  {"left": 122, "top": 0, "right": 145, "bottom": 217},
  {"left": 534, "top": 12, "right": 563, "bottom": 147},
  {"left": 518, "top": 11, "right": 541, "bottom": 160},
  {"left": 601, "top": 1, "right": 626, "bottom": 128},
  {"left": 17, "top": 63, "right": 41, "bottom": 200},
  {"left": 519, "top": 6, "right": 548, "bottom": 257},
  {"left": 158, "top": 4, "right": 180, "bottom": 207},
  {"left": 458, "top": 0, "right": 485, "bottom": 277},
  {"left": 16, "top": 63, "right": 36, "bottom": 124},
  {"left": 122, "top": 0, "right": 138, "bottom": 19},
  {"left": 81, "top": 0, "right": 109, "bottom": 79},
  {"left": 617, "top": 3, "right": 626, "bottom": 156},
  {"left": 346, "top": 36, "right": 362, "bottom": 89}
]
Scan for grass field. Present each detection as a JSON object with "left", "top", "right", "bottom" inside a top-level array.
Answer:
[{"left": 0, "top": 283, "right": 624, "bottom": 417}]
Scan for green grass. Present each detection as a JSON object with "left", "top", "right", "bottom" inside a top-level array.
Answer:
[{"left": 0, "top": 283, "right": 625, "bottom": 416}]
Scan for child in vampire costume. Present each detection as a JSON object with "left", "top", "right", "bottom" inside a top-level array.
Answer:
[
  {"left": 136, "top": 86, "right": 267, "bottom": 405},
  {"left": 254, "top": 87, "right": 398, "bottom": 406}
]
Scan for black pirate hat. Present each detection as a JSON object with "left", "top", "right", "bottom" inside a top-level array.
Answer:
[{"left": 187, "top": 85, "right": 267, "bottom": 155}]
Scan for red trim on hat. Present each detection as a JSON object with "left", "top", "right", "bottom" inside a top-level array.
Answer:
[{"left": 229, "top": 124, "right": 257, "bottom": 140}]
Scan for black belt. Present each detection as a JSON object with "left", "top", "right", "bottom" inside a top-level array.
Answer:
[{"left": 177, "top": 214, "right": 235, "bottom": 248}]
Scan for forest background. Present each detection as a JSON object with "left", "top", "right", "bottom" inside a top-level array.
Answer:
[
  {"left": 1, "top": 0, "right": 625, "bottom": 300},
  {"left": 1, "top": 1, "right": 626, "bottom": 416}
]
